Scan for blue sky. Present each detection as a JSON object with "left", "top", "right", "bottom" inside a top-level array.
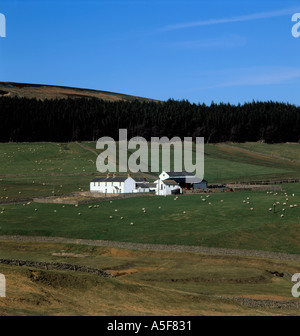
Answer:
[{"left": 1, "top": 0, "right": 300, "bottom": 105}]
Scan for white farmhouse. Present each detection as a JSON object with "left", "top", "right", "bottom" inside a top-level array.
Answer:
[
  {"left": 90, "top": 174, "right": 136, "bottom": 194},
  {"left": 155, "top": 179, "right": 182, "bottom": 196}
]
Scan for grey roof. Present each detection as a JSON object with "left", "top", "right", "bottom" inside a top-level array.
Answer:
[
  {"left": 136, "top": 183, "right": 149, "bottom": 189},
  {"left": 133, "top": 177, "right": 149, "bottom": 183},
  {"left": 91, "top": 176, "right": 128, "bottom": 183},
  {"left": 165, "top": 171, "right": 195, "bottom": 177},
  {"left": 163, "top": 179, "right": 179, "bottom": 186}
]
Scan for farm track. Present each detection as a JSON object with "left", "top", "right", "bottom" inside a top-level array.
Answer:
[{"left": 0, "top": 235, "right": 300, "bottom": 261}]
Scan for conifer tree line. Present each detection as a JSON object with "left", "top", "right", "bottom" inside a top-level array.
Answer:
[{"left": 0, "top": 96, "right": 299, "bottom": 143}]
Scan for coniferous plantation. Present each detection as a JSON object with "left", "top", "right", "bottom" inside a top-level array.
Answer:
[{"left": 0, "top": 96, "right": 299, "bottom": 143}]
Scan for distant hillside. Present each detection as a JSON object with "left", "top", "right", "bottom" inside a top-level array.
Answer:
[{"left": 0, "top": 82, "right": 160, "bottom": 103}]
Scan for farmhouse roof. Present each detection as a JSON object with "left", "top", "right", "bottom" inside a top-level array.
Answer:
[
  {"left": 166, "top": 171, "right": 195, "bottom": 177},
  {"left": 91, "top": 176, "right": 128, "bottom": 183},
  {"left": 163, "top": 179, "right": 179, "bottom": 185},
  {"left": 133, "top": 177, "right": 149, "bottom": 183},
  {"left": 136, "top": 183, "right": 149, "bottom": 189}
]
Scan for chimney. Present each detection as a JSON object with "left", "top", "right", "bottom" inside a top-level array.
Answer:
[
  {"left": 107, "top": 173, "right": 110, "bottom": 177},
  {"left": 113, "top": 173, "right": 116, "bottom": 177},
  {"left": 128, "top": 173, "right": 131, "bottom": 177}
]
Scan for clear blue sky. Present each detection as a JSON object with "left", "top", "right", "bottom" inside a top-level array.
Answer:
[{"left": 1, "top": 0, "right": 300, "bottom": 105}]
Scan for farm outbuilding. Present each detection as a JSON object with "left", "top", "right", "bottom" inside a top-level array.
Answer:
[
  {"left": 155, "top": 178, "right": 182, "bottom": 196},
  {"left": 159, "top": 171, "right": 207, "bottom": 191}
]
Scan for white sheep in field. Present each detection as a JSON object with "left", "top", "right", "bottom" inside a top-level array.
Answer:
[
  {"left": 130, "top": 222, "right": 134, "bottom": 225},
  {"left": 250, "top": 208, "right": 254, "bottom": 211},
  {"left": 120, "top": 217, "right": 124, "bottom": 220},
  {"left": 269, "top": 208, "right": 272, "bottom": 211}
]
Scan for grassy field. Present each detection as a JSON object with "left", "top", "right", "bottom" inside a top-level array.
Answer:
[
  {"left": 0, "top": 142, "right": 299, "bottom": 255},
  {"left": 0, "top": 241, "right": 299, "bottom": 316},
  {"left": 0, "top": 183, "right": 299, "bottom": 254},
  {"left": 0, "top": 142, "right": 300, "bottom": 316},
  {"left": 1, "top": 141, "right": 300, "bottom": 200}
]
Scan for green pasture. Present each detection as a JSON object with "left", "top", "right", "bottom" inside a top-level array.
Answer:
[{"left": 1, "top": 183, "right": 299, "bottom": 254}]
